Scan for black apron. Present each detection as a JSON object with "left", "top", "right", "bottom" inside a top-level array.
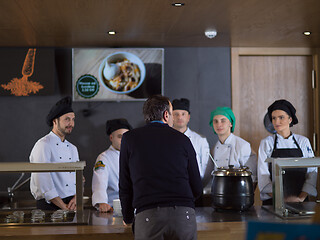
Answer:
[{"left": 263, "top": 134, "right": 307, "bottom": 205}]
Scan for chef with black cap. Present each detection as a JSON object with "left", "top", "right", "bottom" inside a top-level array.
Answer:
[
  {"left": 258, "top": 99, "right": 317, "bottom": 205},
  {"left": 30, "top": 96, "right": 79, "bottom": 210},
  {"left": 172, "top": 98, "right": 210, "bottom": 178},
  {"left": 92, "top": 118, "right": 132, "bottom": 213}
]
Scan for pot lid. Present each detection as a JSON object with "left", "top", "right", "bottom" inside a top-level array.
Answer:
[{"left": 213, "top": 165, "right": 252, "bottom": 177}]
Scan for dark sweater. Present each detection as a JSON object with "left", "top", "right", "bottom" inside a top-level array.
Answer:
[{"left": 119, "top": 122, "right": 203, "bottom": 224}]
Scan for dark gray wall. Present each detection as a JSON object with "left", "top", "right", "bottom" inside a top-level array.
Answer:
[{"left": 0, "top": 47, "right": 231, "bottom": 195}]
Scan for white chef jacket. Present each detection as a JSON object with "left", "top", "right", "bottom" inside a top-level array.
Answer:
[
  {"left": 258, "top": 133, "right": 317, "bottom": 201},
  {"left": 92, "top": 145, "right": 120, "bottom": 207},
  {"left": 184, "top": 128, "right": 210, "bottom": 178},
  {"left": 30, "top": 131, "right": 79, "bottom": 202},
  {"left": 212, "top": 133, "right": 257, "bottom": 182}
]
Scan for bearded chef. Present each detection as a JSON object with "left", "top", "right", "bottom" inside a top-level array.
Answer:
[
  {"left": 258, "top": 99, "right": 317, "bottom": 205},
  {"left": 205, "top": 107, "right": 257, "bottom": 185},
  {"left": 172, "top": 98, "right": 210, "bottom": 178},
  {"left": 92, "top": 118, "right": 132, "bottom": 213},
  {"left": 30, "top": 96, "right": 79, "bottom": 211}
]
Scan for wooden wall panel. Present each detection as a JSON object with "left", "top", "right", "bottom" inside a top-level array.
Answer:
[
  {"left": 238, "top": 55, "right": 313, "bottom": 153},
  {"left": 231, "top": 48, "right": 318, "bottom": 205}
]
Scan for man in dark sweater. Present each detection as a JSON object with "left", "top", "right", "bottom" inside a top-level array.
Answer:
[{"left": 119, "top": 95, "right": 203, "bottom": 240}]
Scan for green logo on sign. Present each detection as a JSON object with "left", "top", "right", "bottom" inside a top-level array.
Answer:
[{"left": 76, "top": 74, "right": 99, "bottom": 99}]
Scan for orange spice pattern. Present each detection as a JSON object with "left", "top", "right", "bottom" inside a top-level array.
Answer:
[{"left": 1, "top": 48, "right": 44, "bottom": 96}]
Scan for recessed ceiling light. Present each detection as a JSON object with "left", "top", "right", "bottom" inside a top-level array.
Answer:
[
  {"left": 303, "top": 31, "right": 311, "bottom": 36},
  {"left": 108, "top": 31, "right": 116, "bottom": 35},
  {"left": 172, "top": 3, "right": 185, "bottom": 7},
  {"left": 204, "top": 30, "right": 217, "bottom": 39}
]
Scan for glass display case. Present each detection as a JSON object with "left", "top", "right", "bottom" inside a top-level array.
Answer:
[
  {"left": 263, "top": 157, "right": 320, "bottom": 219},
  {"left": 0, "top": 161, "right": 89, "bottom": 226}
]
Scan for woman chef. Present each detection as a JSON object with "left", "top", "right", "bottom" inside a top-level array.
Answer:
[
  {"left": 205, "top": 107, "right": 257, "bottom": 184},
  {"left": 258, "top": 99, "right": 317, "bottom": 205}
]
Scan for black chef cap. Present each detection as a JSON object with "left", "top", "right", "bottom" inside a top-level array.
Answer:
[
  {"left": 106, "top": 118, "right": 132, "bottom": 135},
  {"left": 267, "top": 99, "right": 298, "bottom": 127},
  {"left": 172, "top": 98, "right": 190, "bottom": 113},
  {"left": 46, "top": 96, "right": 74, "bottom": 127}
]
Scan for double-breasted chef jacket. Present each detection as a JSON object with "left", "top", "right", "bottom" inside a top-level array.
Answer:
[
  {"left": 30, "top": 131, "right": 79, "bottom": 202},
  {"left": 92, "top": 145, "right": 120, "bottom": 207},
  {"left": 184, "top": 127, "right": 210, "bottom": 178},
  {"left": 212, "top": 133, "right": 257, "bottom": 182},
  {"left": 258, "top": 133, "right": 317, "bottom": 201}
]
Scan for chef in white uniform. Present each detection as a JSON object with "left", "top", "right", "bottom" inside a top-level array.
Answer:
[
  {"left": 258, "top": 99, "right": 317, "bottom": 205},
  {"left": 30, "top": 96, "right": 79, "bottom": 211},
  {"left": 92, "top": 118, "right": 132, "bottom": 213},
  {"left": 172, "top": 98, "right": 210, "bottom": 178},
  {"left": 207, "top": 107, "right": 257, "bottom": 183}
]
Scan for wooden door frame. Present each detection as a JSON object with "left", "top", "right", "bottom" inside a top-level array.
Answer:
[{"left": 231, "top": 47, "right": 320, "bottom": 156}]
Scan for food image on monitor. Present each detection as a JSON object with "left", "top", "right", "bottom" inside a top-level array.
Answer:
[{"left": 103, "top": 59, "right": 140, "bottom": 92}]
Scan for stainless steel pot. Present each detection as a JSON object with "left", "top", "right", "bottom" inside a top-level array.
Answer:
[{"left": 211, "top": 165, "right": 254, "bottom": 211}]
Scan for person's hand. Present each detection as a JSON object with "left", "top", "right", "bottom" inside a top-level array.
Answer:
[
  {"left": 285, "top": 192, "right": 308, "bottom": 203},
  {"left": 67, "top": 196, "right": 77, "bottom": 211},
  {"left": 99, "top": 203, "right": 113, "bottom": 213},
  {"left": 298, "top": 191, "right": 308, "bottom": 202},
  {"left": 50, "top": 197, "right": 68, "bottom": 210},
  {"left": 123, "top": 220, "right": 132, "bottom": 227},
  {"left": 285, "top": 196, "right": 304, "bottom": 202}
]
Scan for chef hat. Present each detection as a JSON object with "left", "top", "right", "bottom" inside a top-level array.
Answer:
[
  {"left": 267, "top": 99, "right": 298, "bottom": 127},
  {"left": 172, "top": 98, "right": 190, "bottom": 113},
  {"left": 46, "top": 96, "right": 74, "bottom": 127},
  {"left": 106, "top": 118, "right": 133, "bottom": 135},
  {"left": 209, "top": 107, "right": 236, "bottom": 134}
]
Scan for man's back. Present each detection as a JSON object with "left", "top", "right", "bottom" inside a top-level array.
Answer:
[{"left": 119, "top": 122, "right": 203, "bottom": 222}]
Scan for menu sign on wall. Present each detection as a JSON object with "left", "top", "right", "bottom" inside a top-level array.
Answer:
[{"left": 72, "top": 48, "right": 164, "bottom": 101}]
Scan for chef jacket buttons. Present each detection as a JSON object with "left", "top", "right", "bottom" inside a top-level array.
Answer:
[
  {"left": 69, "top": 158, "right": 71, "bottom": 160},
  {"left": 145, "top": 218, "right": 149, "bottom": 222},
  {"left": 66, "top": 184, "right": 68, "bottom": 186},
  {"left": 186, "top": 215, "right": 189, "bottom": 220},
  {"left": 59, "top": 157, "right": 62, "bottom": 159},
  {"left": 67, "top": 145, "right": 69, "bottom": 147},
  {"left": 56, "top": 143, "right": 59, "bottom": 146}
]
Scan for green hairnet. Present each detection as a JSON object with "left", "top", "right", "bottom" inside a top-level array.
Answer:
[{"left": 209, "top": 107, "right": 236, "bottom": 134}]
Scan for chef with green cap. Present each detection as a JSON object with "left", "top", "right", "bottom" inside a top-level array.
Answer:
[{"left": 208, "top": 107, "right": 257, "bottom": 183}]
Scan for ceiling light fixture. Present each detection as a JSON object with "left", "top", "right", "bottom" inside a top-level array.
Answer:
[
  {"left": 108, "top": 31, "right": 116, "bottom": 35},
  {"left": 204, "top": 30, "right": 217, "bottom": 39},
  {"left": 172, "top": 3, "right": 185, "bottom": 7},
  {"left": 303, "top": 31, "right": 311, "bottom": 36}
]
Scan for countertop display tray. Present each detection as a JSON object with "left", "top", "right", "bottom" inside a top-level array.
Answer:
[
  {"left": 285, "top": 202, "right": 316, "bottom": 215},
  {"left": 0, "top": 209, "right": 90, "bottom": 226},
  {"left": 261, "top": 202, "right": 316, "bottom": 220}
]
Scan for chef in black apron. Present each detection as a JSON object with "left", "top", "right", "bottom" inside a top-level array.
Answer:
[{"left": 257, "top": 99, "right": 317, "bottom": 205}]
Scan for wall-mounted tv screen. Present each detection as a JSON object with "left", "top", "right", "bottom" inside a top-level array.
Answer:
[{"left": 72, "top": 48, "right": 164, "bottom": 101}]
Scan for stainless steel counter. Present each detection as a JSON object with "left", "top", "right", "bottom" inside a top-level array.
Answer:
[
  {"left": 89, "top": 206, "right": 313, "bottom": 226},
  {"left": 0, "top": 206, "right": 312, "bottom": 240}
]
